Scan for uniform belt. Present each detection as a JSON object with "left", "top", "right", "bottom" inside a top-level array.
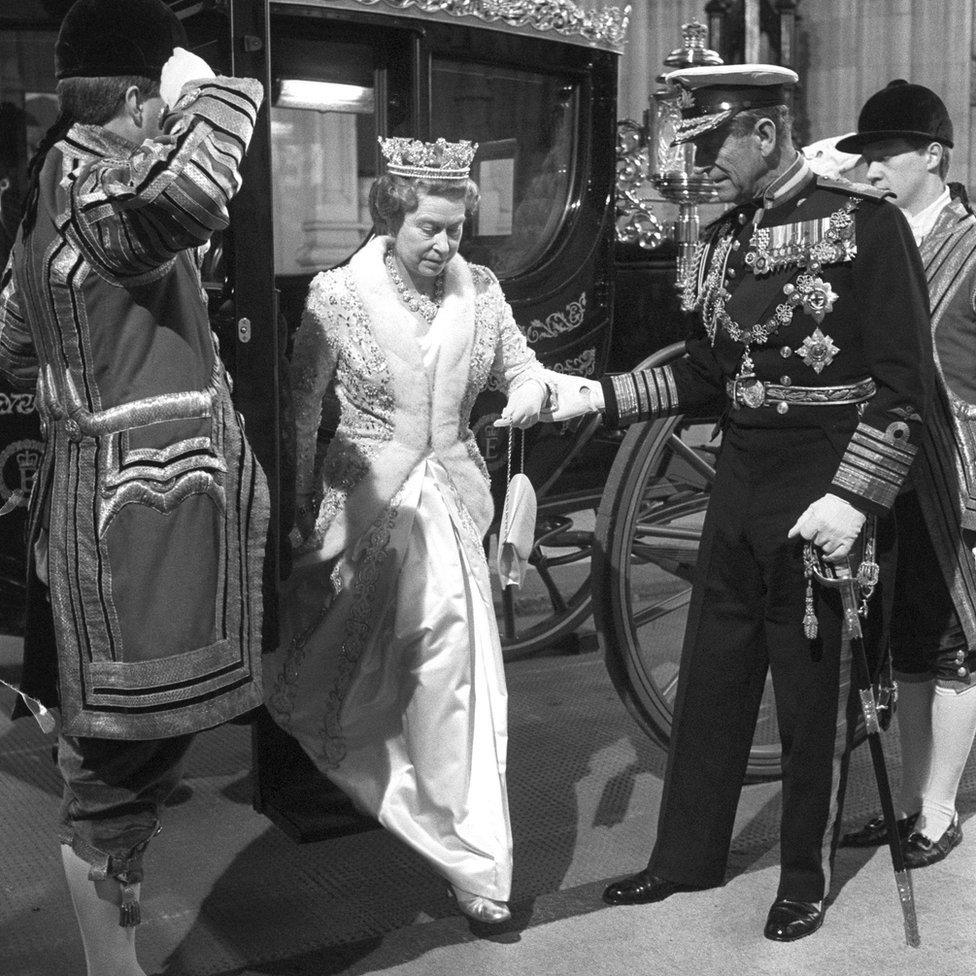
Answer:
[{"left": 725, "top": 376, "right": 876, "bottom": 410}]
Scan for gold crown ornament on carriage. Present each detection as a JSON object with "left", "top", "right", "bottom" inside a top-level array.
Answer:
[{"left": 378, "top": 136, "right": 478, "bottom": 181}]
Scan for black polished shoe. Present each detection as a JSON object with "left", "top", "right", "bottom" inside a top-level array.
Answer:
[
  {"left": 839, "top": 812, "right": 917, "bottom": 848},
  {"left": 903, "top": 814, "right": 962, "bottom": 869},
  {"left": 764, "top": 898, "right": 825, "bottom": 942},
  {"left": 602, "top": 869, "right": 688, "bottom": 906}
]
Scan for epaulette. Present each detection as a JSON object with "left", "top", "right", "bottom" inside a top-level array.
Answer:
[{"left": 816, "top": 174, "right": 890, "bottom": 201}]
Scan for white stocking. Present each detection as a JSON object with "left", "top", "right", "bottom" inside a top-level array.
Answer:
[
  {"left": 916, "top": 681, "right": 976, "bottom": 839},
  {"left": 892, "top": 674, "right": 935, "bottom": 820},
  {"left": 61, "top": 844, "right": 146, "bottom": 976}
]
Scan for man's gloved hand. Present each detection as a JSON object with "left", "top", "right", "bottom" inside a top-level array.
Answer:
[
  {"left": 788, "top": 492, "right": 866, "bottom": 563},
  {"left": 538, "top": 374, "right": 605, "bottom": 423},
  {"left": 494, "top": 378, "right": 547, "bottom": 429},
  {"left": 160, "top": 47, "right": 216, "bottom": 109}
]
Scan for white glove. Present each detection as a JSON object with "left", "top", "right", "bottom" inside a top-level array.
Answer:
[
  {"left": 494, "top": 379, "right": 546, "bottom": 429},
  {"left": 788, "top": 492, "right": 866, "bottom": 563},
  {"left": 539, "top": 373, "right": 605, "bottom": 422},
  {"left": 160, "top": 47, "right": 216, "bottom": 109}
]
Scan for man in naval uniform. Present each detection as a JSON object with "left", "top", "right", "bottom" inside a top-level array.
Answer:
[
  {"left": 550, "top": 64, "right": 933, "bottom": 940},
  {"left": 0, "top": 1, "right": 268, "bottom": 973},
  {"left": 838, "top": 83, "right": 976, "bottom": 869}
]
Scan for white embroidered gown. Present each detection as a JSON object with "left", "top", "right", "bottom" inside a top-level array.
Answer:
[{"left": 265, "top": 238, "right": 543, "bottom": 901}]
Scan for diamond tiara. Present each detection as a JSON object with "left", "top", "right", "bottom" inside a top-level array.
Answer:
[{"left": 378, "top": 136, "right": 478, "bottom": 182}]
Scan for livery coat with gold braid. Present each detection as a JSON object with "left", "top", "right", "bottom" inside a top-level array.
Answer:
[
  {"left": 602, "top": 169, "right": 934, "bottom": 516},
  {"left": 0, "top": 76, "right": 269, "bottom": 739},
  {"left": 911, "top": 196, "right": 976, "bottom": 651}
]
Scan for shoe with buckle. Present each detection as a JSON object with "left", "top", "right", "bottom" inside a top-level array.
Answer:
[
  {"left": 602, "top": 869, "right": 691, "bottom": 906},
  {"left": 763, "top": 898, "right": 825, "bottom": 942},
  {"left": 839, "top": 812, "right": 917, "bottom": 848},
  {"left": 448, "top": 885, "right": 511, "bottom": 924},
  {"left": 903, "top": 814, "right": 962, "bottom": 869}
]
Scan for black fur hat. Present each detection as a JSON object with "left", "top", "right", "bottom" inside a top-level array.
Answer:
[
  {"left": 55, "top": 0, "right": 187, "bottom": 81},
  {"left": 836, "top": 80, "right": 953, "bottom": 153}
]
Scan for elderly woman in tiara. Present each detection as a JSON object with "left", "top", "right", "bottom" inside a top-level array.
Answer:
[{"left": 264, "top": 136, "right": 551, "bottom": 923}]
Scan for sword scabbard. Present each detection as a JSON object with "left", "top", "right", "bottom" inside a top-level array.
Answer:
[
  {"left": 895, "top": 869, "right": 922, "bottom": 948},
  {"left": 858, "top": 687, "right": 882, "bottom": 735}
]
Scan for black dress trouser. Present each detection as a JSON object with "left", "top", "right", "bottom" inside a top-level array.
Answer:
[{"left": 647, "top": 422, "right": 889, "bottom": 902}]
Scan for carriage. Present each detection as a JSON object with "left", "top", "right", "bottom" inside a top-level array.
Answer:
[{"left": 0, "top": 0, "right": 801, "bottom": 839}]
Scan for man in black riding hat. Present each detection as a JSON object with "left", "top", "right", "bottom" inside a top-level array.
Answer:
[
  {"left": 0, "top": 2, "right": 267, "bottom": 972},
  {"left": 838, "top": 82, "right": 976, "bottom": 871},
  {"left": 549, "top": 63, "right": 934, "bottom": 941}
]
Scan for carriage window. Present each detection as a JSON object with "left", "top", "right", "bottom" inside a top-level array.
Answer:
[
  {"left": 269, "top": 39, "right": 377, "bottom": 279},
  {"left": 0, "top": 30, "right": 59, "bottom": 270},
  {"left": 430, "top": 59, "right": 578, "bottom": 278}
]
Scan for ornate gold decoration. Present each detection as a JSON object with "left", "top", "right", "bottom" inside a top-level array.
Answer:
[
  {"left": 0, "top": 392, "right": 35, "bottom": 415},
  {"left": 351, "top": 0, "right": 630, "bottom": 50},
  {"left": 551, "top": 347, "right": 597, "bottom": 376},
  {"left": 0, "top": 438, "right": 42, "bottom": 507},
  {"left": 615, "top": 120, "right": 664, "bottom": 249},
  {"left": 525, "top": 292, "right": 586, "bottom": 341}
]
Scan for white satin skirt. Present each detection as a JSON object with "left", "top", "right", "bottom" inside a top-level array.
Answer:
[{"left": 265, "top": 456, "right": 513, "bottom": 900}]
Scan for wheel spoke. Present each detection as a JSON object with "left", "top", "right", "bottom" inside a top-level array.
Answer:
[
  {"left": 631, "top": 588, "right": 692, "bottom": 627},
  {"left": 632, "top": 525, "right": 702, "bottom": 542},
  {"left": 535, "top": 559, "right": 569, "bottom": 614},
  {"left": 497, "top": 497, "right": 598, "bottom": 660},
  {"left": 667, "top": 433, "right": 717, "bottom": 485},
  {"left": 659, "top": 672, "right": 680, "bottom": 703}
]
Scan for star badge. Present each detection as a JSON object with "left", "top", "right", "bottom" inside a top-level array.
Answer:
[
  {"left": 797, "top": 328, "right": 840, "bottom": 374},
  {"left": 791, "top": 275, "right": 839, "bottom": 323}
]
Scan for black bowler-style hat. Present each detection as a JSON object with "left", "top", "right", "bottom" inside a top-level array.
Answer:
[
  {"left": 835, "top": 80, "right": 953, "bottom": 153},
  {"left": 55, "top": 0, "right": 187, "bottom": 81}
]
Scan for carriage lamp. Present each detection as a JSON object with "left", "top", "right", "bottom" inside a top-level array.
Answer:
[
  {"left": 615, "top": 22, "right": 722, "bottom": 289},
  {"left": 650, "top": 22, "right": 722, "bottom": 291}
]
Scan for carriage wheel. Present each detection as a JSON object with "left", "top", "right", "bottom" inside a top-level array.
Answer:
[
  {"left": 591, "top": 345, "right": 783, "bottom": 781},
  {"left": 497, "top": 487, "right": 602, "bottom": 662}
]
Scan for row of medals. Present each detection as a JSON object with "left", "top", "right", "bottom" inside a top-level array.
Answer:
[{"left": 687, "top": 197, "right": 860, "bottom": 409}]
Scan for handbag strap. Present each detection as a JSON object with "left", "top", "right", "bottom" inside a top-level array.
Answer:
[{"left": 506, "top": 427, "right": 526, "bottom": 483}]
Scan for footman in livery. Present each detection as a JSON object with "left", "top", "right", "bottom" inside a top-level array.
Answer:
[
  {"left": 549, "top": 63, "right": 934, "bottom": 941},
  {"left": 0, "top": 1, "right": 268, "bottom": 973},
  {"left": 839, "top": 82, "right": 976, "bottom": 872}
]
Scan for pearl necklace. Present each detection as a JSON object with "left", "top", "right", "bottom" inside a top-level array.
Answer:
[{"left": 385, "top": 250, "right": 444, "bottom": 326}]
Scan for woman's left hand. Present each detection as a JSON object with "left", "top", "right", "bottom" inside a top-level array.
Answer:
[{"left": 494, "top": 379, "right": 546, "bottom": 429}]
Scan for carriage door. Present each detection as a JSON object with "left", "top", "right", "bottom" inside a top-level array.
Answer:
[{"left": 228, "top": 0, "right": 418, "bottom": 839}]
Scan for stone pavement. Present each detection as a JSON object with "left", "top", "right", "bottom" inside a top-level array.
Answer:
[{"left": 1, "top": 635, "right": 974, "bottom": 976}]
